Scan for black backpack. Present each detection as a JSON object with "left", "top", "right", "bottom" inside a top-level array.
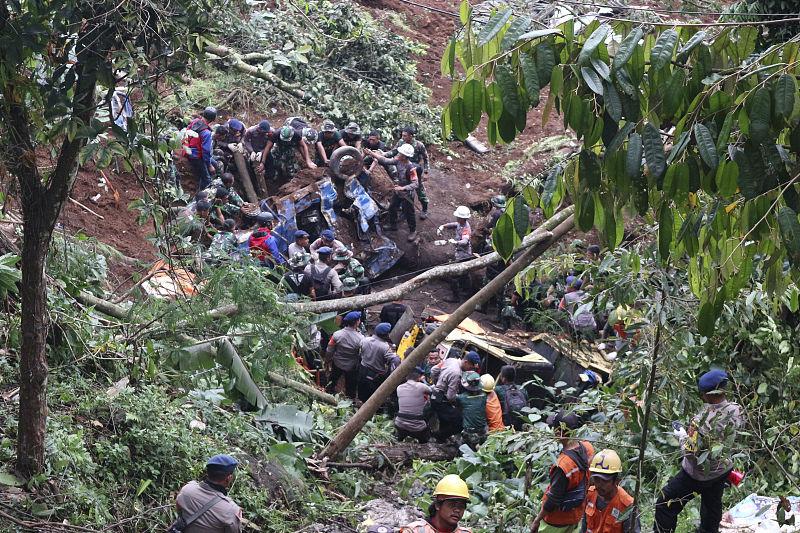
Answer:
[
  {"left": 502, "top": 384, "right": 528, "bottom": 427},
  {"left": 311, "top": 266, "right": 333, "bottom": 299}
]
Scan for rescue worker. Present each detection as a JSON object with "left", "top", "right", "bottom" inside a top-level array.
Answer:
[
  {"left": 457, "top": 371, "right": 488, "bottom": 450},
  {"left": 310, "top": 229, "right": 351, "bottom": 260},
  {"left": 174, "top": 454, "right": 242, "bottom": 533},
  {"left": 367, "top": 143, "right": 419, "bottom": 241},
  {"left": 340, "top": 276, "right": 360, "bottom": 297},
  {"left": 340, "top": 122, "right": 362, "bottom": 149},
  {"left": 248, "top": 212, "right": 285, "bottom": 267},
  {"left": 362, "top": 130, "right": 395, "bottom": 180},
  {"left": 332, "top": 248, "right": 354, "bottom": 273},
  {"left": 559, "top": 276, "right": 598, "bottom": 340},
  {"left": 495, "top": 365, "right": 529, "bottom": 430},
  {"left": 325, "top": 311, "right": 364, "bottom": 399},
  {"left": 206, "top": 173, "right": 243, "bottom": 209},
  {"left": 530, "top": 410, "right": 595, "bottom": 533},
  {"left": 378, "top": 300, "right": 410, "bottom": 330},
  {"left": 461, "top": 351, "right": 481, "bottom": 374},
  {"left": 242, "top": 120, "right": 274, "bottom": 178},
  {"left": 288, "top": 230, "right": 310, "bottom": 258},
  {"left": 315, "top": 119, "right": 346, "bottom": 165},
  {"left": 431, "top": 352, "right": 466, "bottom": 442},
  {"left": 654, "top": 369, "right": 743, "bottom": 533},
  {"left": 282, "top": 252, "right": 311, "bottom": 297},
  {"left": 438, "top": 206, "right": 473, "bottom": 302},
  {"left": 210, "top": 187, "right": 238, "bottom": 228},
  {"left": 358, "top": 322, "right": 399, "bottom": 403},
  {"left": 488, "top": 195, "right": 506, "bottom": 229},
  {"left": 386, "top": 126, "right": 429, "bottom": 218},
  {"left": 303, "top": 246, "right": 342, "bottom": 299},
  {"left": 395, "top": 365, "right": 433, "bottom": 443},
  {"left": 582, "top": 449, "right": 640, "bottom": 533},
  {"left": 480, "top": 374, "right": 505, "bottom": 433},
  {"left": 181, "top": 199, "right": 215, "bottom": 247},
  {"left": 226, "top": 118, "right": 246, "bottom": 144},
  {"left": 183, "top": 106, "right": 218, "bottom": 191},
  {"left": 400, "top": 474, "right": 472, "bottom": 533},
  {"left": 265, "top": 125, "right": 316, "bottom": 181},
  {"left": 207, "top": 220, "right": 239, "bottom": 263}
]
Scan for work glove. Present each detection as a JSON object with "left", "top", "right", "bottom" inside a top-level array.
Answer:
[
  {"left": 437, "top": 225, "right": 445, "bottom": 236},
  {"left": 249, "top": 151, "right": 261, "bottom": 162},
  {"left": 672, "top": 421, "right": 687, "bottom": 440},
  {"left": 448, "top": 238, "right": 457, "bottom": 244}
]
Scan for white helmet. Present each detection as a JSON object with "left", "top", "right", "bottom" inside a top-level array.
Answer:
[
  {"left": 397, "top": 143, "right": 415, "bottom": 158},
  {"left": 453, "top": 205, "right": 471, "bottom": 219}
]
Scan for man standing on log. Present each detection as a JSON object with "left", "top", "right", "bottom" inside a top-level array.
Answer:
[
  {"left": 654, "top": 369, "right": 743, "bottom": 533},
  {"left": 530, "top": 411, "right": 594, "bottom": 533},
  {"left": 400, "top": 475, "right": 473, "bottom": 533}
]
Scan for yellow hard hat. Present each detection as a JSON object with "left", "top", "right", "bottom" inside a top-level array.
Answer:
[
  {"left": 480, "top": 374, "right": 495, "bottom": 393},
  {"left": 589, "top": 449, "right": 622, "bottom": 475},
  {"left": 433, "top": 474, "right": 470, "bottom": 500}
]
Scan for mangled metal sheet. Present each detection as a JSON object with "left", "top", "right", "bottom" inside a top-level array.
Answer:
[{"left": 721, "top": 493, "right": 800, "bottom": 532}]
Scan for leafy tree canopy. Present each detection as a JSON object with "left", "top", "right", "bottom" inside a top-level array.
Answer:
[{"left": 442, "top": 1, "right": 800, "bottom": 335}]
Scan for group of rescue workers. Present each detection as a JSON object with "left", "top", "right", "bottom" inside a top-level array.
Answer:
[{"left": 176, "top": 368, "right": 742, "bottom": 533}]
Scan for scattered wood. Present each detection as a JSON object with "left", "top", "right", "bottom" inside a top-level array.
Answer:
[
  {"left": 99, "top": 170, "right": 121, "bottom": 208},
  {"left": 68, "top": 197, "right": 104, "bottom": 220}
]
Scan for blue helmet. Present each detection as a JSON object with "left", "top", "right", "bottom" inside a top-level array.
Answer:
[
  {"left": 206, "top": 454, "right": 238, "bottom": 475},
  {"left": 228, "top": 118, "right": 245, "bottom": 132},
  {"left": 375, "top": 322, "right": 392, "bottom": 336},
  {"left": 258, "top": 120, "right": 271, "bottom": 132}
]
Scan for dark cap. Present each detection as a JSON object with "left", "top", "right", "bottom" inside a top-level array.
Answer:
[
  {"left": 698, "top": 369, "right": 728, "bottom": 394},
  {"left": 547, "top": 410, "right": 582, "bottom": 430},
  {"left": 465, "top": 351, "right": 481, "bottom": 365},
  {"left": 206, "top": 454, "right": 238, "bottom": 475},
  {"left": 375, "top": 322, "right": 392, "bottom": 336}
]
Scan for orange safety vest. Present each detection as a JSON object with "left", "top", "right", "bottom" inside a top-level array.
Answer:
[
  {"left": 542, "top": 441, "right": 595, "bottom": 526},
  {"left": 400, "top": 520, "right": 472, "bottom": 533},
  {"left": 584, "top": 486, "right": 635, "bottom": 533},
  {"left": 485, "top": 391, "right": 505, "bottom": 432}
]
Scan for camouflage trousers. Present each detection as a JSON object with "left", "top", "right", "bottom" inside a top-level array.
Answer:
[{"left": 271, "top": 145, "right": 300, "bottom": 181}]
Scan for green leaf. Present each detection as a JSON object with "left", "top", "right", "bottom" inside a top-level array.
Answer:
[
  {"left": 581, "top": 67, "right": 604, "bottom": 95},
  {"left": 577, "top": 191, "right": 595, "bottom": 231},
  {"left": 459, "top": 0, "right": 471, "bottom": 24},
  {"left": 135, "top": 479, "right": 153, "bottom": 498},
  {"left": 591, "top": 58, "right": 610, "bottom": 81},
  {"left": 694, "top": 123, "right": 719, "bottom": 169},
  {"left": 441, "top": 38, "right": 456, "bottom": 77},
  {"left": 497, "top": 108, "right": 517, "bottom": 143},
  {"left": 449, "top": 97, "right": 469, "bottom": 140},
  {"left": 520, "top": 52, "right": 540, "bottom": 107},
  {"left": 749, "top": 87, "right": 771, "bottom": 143},
  {"left": 580, "top": 149, "right": 602, "bottom": 189},
  {"left": 579, "top": 24, "right": 611, "bottom": 65},
  {"left": 715, "top": 160, "right": 739, "bottom": 197},
  {"left": 773, "top": 74, "right": 797, "bottom": 121},
  {"left": 501, "top": 16, "right": 532, "bottom": 50},
  {"left": 535, "top": 42, "right": 556, "bottom": 86},
  {"left": 517, "top": 28, "right": 562, "bottom": 41},
  {"left": 677, "top": 30, "right": 707, "bottom": 61},
  {"left": 462, "top": 79, "right": 484, "bottom": 132},
  {"left": 667, "top": 131, "right": 691, "bottom": 165},
  {"left": 477, "top": 9, "right": 512, "bottom": 46},
  {"left": 0, "top": 471, "right": 23, "bottom": 487},
  {"left": 483, "top": 82, "right": 503, "bottom": 121},
  {"left": 512, "top": 196, "right": 530, "bottom": 238},
  {"left": 607, "top": 122, "right": 635, "bottom": 153},
  {"left": 626, "top": 132, "right": 643, "bottom": 178},
  {"left": 643, "top": 123, "right": 666, "bottom": 179},
  {"left": 493, "top": 211, "right": 521, "bottom": 260},
  {"left": 716, "top": 112, "right": 735, "bottom": 153},
  {"left": 778, "top": 207, "right": 800, "bottom": 266},
  {"left": 697, "top": 300, "right": 716, "bottom": 337},
  {"left": 256, "top": 404, "right": 315, "bottom": 442},
  {"left": 650, "top": 29, "right": 678, "bottom": 70},
  {"left": 659, "top": 204, "right": 673, "bottom": 261},
  {"left": 495, "top": 64, "right": 521, "bottom": 117},
  {"left": 542, "top": 165, "right": 562, "bottom": 207},
  {"left": 603, "top": 81, "right": 622, "bottom": 123},
  {"left": 613, "top": 27, "right": 644, "bottom": 71}
]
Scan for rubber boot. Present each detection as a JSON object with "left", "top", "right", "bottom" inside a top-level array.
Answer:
[{"left": 419, "top": 202, "right": 429, "bottom": 220}]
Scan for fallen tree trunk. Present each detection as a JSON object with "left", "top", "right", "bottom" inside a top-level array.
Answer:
[
  {"left": 266, "top": 371, "right": 337, "bottom": 406},
  {"left": 204, "top": 43, "right": 307, "bottom": 101},
  {"left": 232, "top": 150, "right": 259, "bottom": 204},
  {"left": 317, "top": 214, "right": 575, "bottom": 460},
  {"left": 329, "top": 442, "right": 459, "bottom": 470},
  {"left": 293, "top": 205, "right": 575, "bottom": 313}
]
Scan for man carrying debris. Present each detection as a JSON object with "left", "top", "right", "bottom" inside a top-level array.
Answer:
[
  {"left": 340, "top": 122, "right": 363, "bottom": 149},
  {"left": 401, "top": 475, "right": 473, "bottom": 533},
  {"left": 438, "top": 206, "right": 473, "bottom": 301},
  {"left": 174, "top": 454, "right": 242, "bottom": 533},
  {"left": 315, "top": 119, "right": 346, "bottom": 166},
  {"left": 362, "top": 130, "right": 396, "bottom": 180},
  {"left": 358, "top": 322, "right": 399, "bottom": 403},
  {"left": 183, "top": 106, "right": 218, "bottom": 191},
  {"left": 242, "top": 120, "right": 274, "bottom": 179},
  {"left": 265, "top": 124, "right": 316, "bottom": 181},
  {"left": 654, "top": 369, "right": 743, "bottom": 533},
  {"left": 582, "top": 449, "right": 640, "bottom": 533},
  {"left": 367, "top": 143, "right": 419, "bottom": 241},
  {"left": 386, "top": 126, "right": 429, "bottom": 219},
  {"left": 457, "top": 371, "right": 488, "bottom": 450},
  {"left": 530, "top": 410, "right": 594, "bottom": 533},
  {"left": 303, "top": 246, "right": 342, "bottom": 300},
  {"left": 395, "top": 365, "right": 433, "bottom": 443},
  {"left": 325, "top": 311, "right": 364, "bottom": 400}
]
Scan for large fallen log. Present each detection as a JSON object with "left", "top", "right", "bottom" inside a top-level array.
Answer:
[
  {"left": 328, "top": 443, "right": 460, "bottom": 470},
  {"left": 318, "top": 214, "right": 576, "bottom": 460},
  {"left": 232, "top": 150, "right": 259, "bottom": 204},
  {"left": 204, "top": 43, "right": 307, "bottom": 102},
  {"left": 292, "top": 205, "right": 575, "bottom": 314}
]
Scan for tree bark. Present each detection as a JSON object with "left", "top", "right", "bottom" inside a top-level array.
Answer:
[
  {"left": 292, "top": 206, "right": 575, "bottom": 314},
  {"left": 317, "top": 215, "right": 575, "bottom": 460}
]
